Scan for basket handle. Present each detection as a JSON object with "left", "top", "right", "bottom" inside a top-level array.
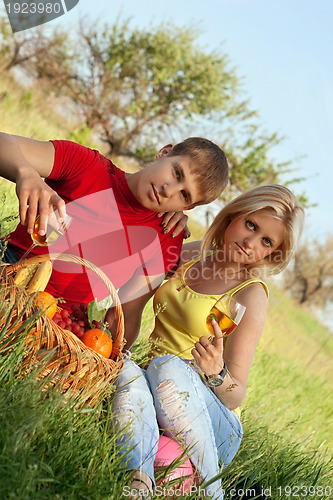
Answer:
[{"left": 8, "top": 253, "right": 124, "bottom": 357}]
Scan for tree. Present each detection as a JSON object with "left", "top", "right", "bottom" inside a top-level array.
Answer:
[
  {"left": 19, "top": 18, "right": 251, "bottom": 158},
  {"left": 0, "top": 16, "right": 69, "bottom": 74},
  {"left": 218, "top": 123, "right": 308, "bottom": 203},
  {"left": 283, "top": 236, "right": 333, "bottom": 306},
  {"left": 1, "top": 15, "right": 309, "bottom": 205},
  {"left": 0, "top": 16, "right": 30, "bottom": 73}
]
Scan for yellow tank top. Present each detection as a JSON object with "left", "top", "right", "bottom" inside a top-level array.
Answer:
[{"left": 149, "top": 254, "right": 269, "bottom": 360}]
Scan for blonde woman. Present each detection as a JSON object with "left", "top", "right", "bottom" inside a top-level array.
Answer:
[{"left": 113, "top": 185, "right": 304, "bottom": 500}]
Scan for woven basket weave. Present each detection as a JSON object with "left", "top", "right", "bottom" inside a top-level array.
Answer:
[{"left": 0, "top": 253, "right": 124, "bottom": 406}]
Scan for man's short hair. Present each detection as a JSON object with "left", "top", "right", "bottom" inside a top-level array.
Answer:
[{"left": 168, "top": 137, "right": 229, "bottom": 206}]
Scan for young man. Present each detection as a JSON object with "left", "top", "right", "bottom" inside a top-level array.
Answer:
[{"left": 0, "top": 132, "right": 229, "bottom": 347}]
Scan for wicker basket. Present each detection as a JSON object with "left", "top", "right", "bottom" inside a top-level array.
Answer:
[{"left": 0, "top": 253, "right": 124, "bottom": 406}]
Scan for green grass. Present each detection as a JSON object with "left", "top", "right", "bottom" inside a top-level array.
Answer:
[
  {"left": 1, "top": 66, "right": 332, "bottom": 499},
  {"left": 0, "top": 291, "right": 332, "bottom": 500},
  {"left": 0, "top": 179, "right": 19, "bottom": 237}
]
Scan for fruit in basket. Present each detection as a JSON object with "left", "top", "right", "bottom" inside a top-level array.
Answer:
[
  {"left": 62, "top": 303, "right": 90, "bottom": 336},
  {"left": 26, "top": 260, "right": 53, "bottom": 292},
  {"left": 52, "top": 301, "right": 110, "bottom": 339},
  {"left": 81, "top": 329, "right": 113, "bottom": 358},
  {"left": 35, "top": 291, "right": 57, "bottom": 318},
  {"left": 52, "top": 308, "right": 83, "bottom": 336},
  {"left": 13, "top": 264, "right": 39, "bottom": 287},
  {"left": 14, "top": 261, "right": 53, "bottom": 292}
]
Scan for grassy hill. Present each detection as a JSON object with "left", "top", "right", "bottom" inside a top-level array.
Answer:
[{"left": 0, "top": 70, "right": 332, "bottom": 498}]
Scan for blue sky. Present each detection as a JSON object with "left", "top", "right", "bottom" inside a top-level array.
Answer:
[{"left": 50, "top": 0, "right": 333, "bottom": 241}]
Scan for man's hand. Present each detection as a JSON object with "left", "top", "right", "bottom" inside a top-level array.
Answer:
[
  {"left": 0, "top": 133, "right": 66, "bottom": 236},
  {"left": 158, "top": 211, "right": 191, "bottom": 239},
  {"left": 16, "top": 168, "right": 66, "bottom": 236},
  {"left": 191, "top": 318, "right": 224, "bottom": 376}
]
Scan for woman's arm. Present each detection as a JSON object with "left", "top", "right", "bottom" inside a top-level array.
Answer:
[
  {"left": 191, "top": 282, "right": 268, "bottom": 410},
  {"left": 179, "top": 240, "right": 202, "bottom": 266},
  {"left": 0, "top": 132, "right": 65, "bottom": 235}
]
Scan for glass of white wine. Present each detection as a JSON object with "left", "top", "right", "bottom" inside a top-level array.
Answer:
[
  {"left": 206, "top": 294, "right": 246, "bottom": 337},
  {"left": 20, "top": 212, "right": 72, "bottom": 260},
  {"left": 189, "top": 294, "right": 246, "bottom": 374}
]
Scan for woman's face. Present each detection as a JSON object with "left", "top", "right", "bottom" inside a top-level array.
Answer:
[{"left": 223, "top": 209, "right": 285, "bottom": 265}]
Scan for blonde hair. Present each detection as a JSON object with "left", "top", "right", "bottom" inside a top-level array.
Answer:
[{"left": 201, "top": 185, "right": 304, "bottom": 276}]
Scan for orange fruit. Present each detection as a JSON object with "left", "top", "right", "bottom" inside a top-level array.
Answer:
[
  {"left": 81, "top": 329, "right": 113, "bottom": 359},
  {"left": 35, "top": 291, "right": 57, "bottom": 319}
]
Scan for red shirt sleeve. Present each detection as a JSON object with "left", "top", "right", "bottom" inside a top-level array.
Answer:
[{"left": 49, "top": 140, "right": 100, "bottom": 181}]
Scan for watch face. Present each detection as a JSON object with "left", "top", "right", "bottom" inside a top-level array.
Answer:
[{"left": 206, "top": 375, "right": 224, "bottom": 387}]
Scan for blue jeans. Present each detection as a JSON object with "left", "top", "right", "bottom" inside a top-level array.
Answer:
[{"left": 112, "top": 355, "right": 243, "bottom": 499}]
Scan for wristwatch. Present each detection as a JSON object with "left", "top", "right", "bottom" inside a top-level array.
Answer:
[{"left": 203, "top": 361, "right": 228, "bottom": 387}]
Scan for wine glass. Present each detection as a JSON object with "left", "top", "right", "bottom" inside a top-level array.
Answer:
[
  {"left": 206, "top": 294, "right": 246, "bottom": 337},
  {"left": 189, "top": 294, "right": 246, "bottom": 374},
  {"left": 19, "top": 211, "right": 72, "bottom": 261}
]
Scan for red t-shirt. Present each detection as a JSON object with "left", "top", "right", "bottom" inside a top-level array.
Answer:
[{"left": 9, "top": 141, "right": 183, "bottom": 308}]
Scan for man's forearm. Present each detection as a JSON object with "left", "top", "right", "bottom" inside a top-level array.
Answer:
[
  {"left": 105, "top": 301, "right": 143, "bottom": 351},
  {"left": 122, "top": 314, "right": 142, "bottom": 351}
]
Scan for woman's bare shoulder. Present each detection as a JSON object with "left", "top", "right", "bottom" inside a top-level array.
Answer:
[{"left": 234, "top": 281, "right": 268, "bottom": 313}]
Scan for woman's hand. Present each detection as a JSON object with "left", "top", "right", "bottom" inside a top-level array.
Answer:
[
  {"left": 158, "top": 211, "right": 191, "bottom": 239},
  {"left": 16, "top": 169, "right": 66, "bottom": 236},
  {"left": 191, "top": 318, "right": 224, "bottom": 376}
]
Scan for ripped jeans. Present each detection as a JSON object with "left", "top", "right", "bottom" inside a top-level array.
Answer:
[{"left": 112, "top": 355, "right": 243, "bottom": 499}]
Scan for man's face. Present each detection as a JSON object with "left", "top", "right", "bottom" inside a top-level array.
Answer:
[{"left": 133, "top": 154, "right": 201, "bottom": 212}]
